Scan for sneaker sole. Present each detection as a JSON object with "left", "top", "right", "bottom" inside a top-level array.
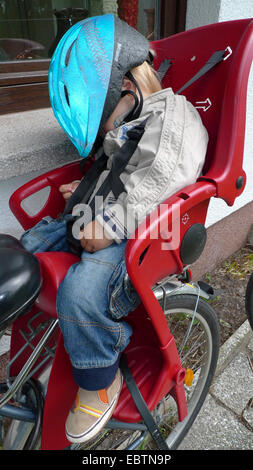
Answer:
[{"left": 66, "top": 375, "right": 123, "bottom": 444}]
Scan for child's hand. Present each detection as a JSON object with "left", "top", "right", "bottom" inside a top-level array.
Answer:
[
  {"left": 59, "top": 180, "right": 80, "bottom": 201},
  {"left": 79, "top": 220, "right": 113, "bottom": 253}
]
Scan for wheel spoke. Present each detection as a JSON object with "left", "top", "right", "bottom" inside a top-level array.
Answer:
[{"left": 155, "top": 295, "right": 220, "bottom": 449}]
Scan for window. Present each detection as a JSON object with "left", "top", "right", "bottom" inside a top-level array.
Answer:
[
  {"left": 0, "top": 0, "right": 93, "bottom": 114},
  {"left": 0, "top": 1, "right": 186, "bottom": 115},
  {"left": 159, "top": 0, "right": 187, "bottom": 38}
]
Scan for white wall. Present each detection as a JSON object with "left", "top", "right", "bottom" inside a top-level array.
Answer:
[
  {"left": 186, "top": 0, "right": 221, "bottom": 29},
  {"left": 185, "top": 0, "right": 253, "bottom": 227}
]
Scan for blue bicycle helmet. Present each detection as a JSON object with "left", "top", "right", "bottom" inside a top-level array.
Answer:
[{"left": 48, "top": 14, "right": 149, "bottom": 158}]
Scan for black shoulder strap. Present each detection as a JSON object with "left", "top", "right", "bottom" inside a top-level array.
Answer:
[
  {"left": 61, "top": 152, "right": 108, "bottom": 218},
  {"left": 176, "top": 49, "right": 226, "bottom": 94},
  {"left": 157, "top": 49, "right": 226, "bottom": 94},
  {"left": 63, "top": 120, "right": 148, "bottom": 255},
  {"left": 62, "top": 119, "right": 147, "bottom": 221},
  {"left": 157, "top": 58, "right": 172, "bottom": 81},
  {"left": 83, "top": 118, "right": 148, "bottom": 218}
]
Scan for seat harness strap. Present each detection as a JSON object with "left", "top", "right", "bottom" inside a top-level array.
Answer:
[
  {"left": 176, "top": 49, "right": 226, "bottom": 94},
  {"left": 120, "top": 355, "right": 170, "bottom": 450},
  {"left": 61, "top": 152, "right": 109, "bottom": 218},
  {"left": 157, "top": 49, "right": 226, "bottom": 94},
  {"left": 157, "top": 58, "right": 172, "bottom": 80},
  {"left": 62, "top": 119, "right": 147, "bottom": 255}
]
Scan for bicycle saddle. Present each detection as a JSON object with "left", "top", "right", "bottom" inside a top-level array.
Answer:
[
  {"left": 0, "top": 233, "right": 25, "bottom": 250},
  {"left": 0, "top": 236, "right": 42, "bottom": 331}
]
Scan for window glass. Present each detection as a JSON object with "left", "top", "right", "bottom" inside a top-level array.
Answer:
[
  {"left": 137, "top": 0, "right": 159, "bottom": 40},
  {"left": 0, "top": 0, "right": 160, "bottom": 62}
]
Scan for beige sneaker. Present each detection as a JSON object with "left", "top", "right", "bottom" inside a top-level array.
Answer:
[{"left": 66, "top": 368, "right": 122, "bottom": 443}]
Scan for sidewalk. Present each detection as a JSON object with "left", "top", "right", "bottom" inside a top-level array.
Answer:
[
  {"left": 179, "top": 320, "right": 253, "bottom": 450},
  {"left": 0, "top": 108, "right": 79, "bottom": 181}
]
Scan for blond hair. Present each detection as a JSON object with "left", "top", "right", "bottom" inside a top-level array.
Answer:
[{"left": 130, "top": 60, "right": 162, "bottom": 96}]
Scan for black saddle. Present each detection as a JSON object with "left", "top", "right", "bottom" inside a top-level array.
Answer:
[{"left": 0, "top": 234, "right": 42, "bottom": 331}]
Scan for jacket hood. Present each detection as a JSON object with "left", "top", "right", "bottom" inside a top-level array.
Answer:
[{"left": 103, "top": 87, "right": 174, "bottom": 157}]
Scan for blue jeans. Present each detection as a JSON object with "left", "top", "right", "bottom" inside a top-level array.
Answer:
[{"left": 21, "top": 216, "right": 140, "bottom": 389}]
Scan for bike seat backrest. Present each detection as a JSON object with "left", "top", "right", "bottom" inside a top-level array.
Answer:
[{"left": 151, "top": 18, "right": 253, "bottom": 206}]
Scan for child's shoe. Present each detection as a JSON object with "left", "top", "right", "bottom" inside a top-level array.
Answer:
[{"left": 65, "top": 368, "right": 122, "bottom": 443}]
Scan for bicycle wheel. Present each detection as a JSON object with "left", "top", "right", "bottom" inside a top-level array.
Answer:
[
  {"left": 0, "top": 379, "right": 43, "bottom": 450},
  {"left": 70, "top": 293, "right": 220, "bottom": 451},
  {"left": 245, "top": 273, "right": 253, "bottom": 330},
  {"left": 150, "top": 293, "right": 220, "bottom": 449}
]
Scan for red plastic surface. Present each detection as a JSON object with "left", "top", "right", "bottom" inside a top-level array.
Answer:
[
  {"left": 151, "top": 18, "right": 253, "bottom": 206},
  {"left": 35, "top": 252, "right": 79, "bottom": 317},
  {"left": 41, "top": 332, "right": 77, "bottom": 450},
  {"left": 9, "top": 306, "right": 60, "bottom": 380},
  {"left": 9, "top": 159, "right": 85, "bottom": 230}
]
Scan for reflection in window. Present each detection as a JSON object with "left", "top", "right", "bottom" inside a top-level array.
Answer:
[
  {"left": 118, "top": 0, "right": 158, "bottom": 40},
  {"left": 0, "top": 1, "right": 160, "bottom": 62},
  {"left": 0, "top": 1, "right": 103, "bottom": 61}
]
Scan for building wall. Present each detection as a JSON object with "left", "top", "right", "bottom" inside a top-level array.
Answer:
[
  {"left": 186, "top": 0, "right": 221, "bottom": 29},
  {"left": 184, "top": 0, "right": 253, "bottom": 277},
  {"left": 185, "top": 0, "right": 253, "bottom": 228}
]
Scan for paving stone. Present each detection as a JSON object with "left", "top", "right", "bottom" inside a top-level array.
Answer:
[
  {"left": 0, "top": 335, "right": 11, "bottom": 356},
  {"left": 243, "top": 405, "right": 253, "bottom": 428},
  {"left": 179, "top": 395, "right": 253, "bottom": 450},
  {"left": 216, "top": 321, "right": 252, "bottom": 375},
  {"left": 248, "top": 336, "right": 253, "bottom": 352},
  {"left": 211, "top": 352, "right": 253, "bottom": 415}
]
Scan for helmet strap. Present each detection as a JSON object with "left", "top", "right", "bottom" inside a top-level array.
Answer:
[
  {"left": 113, "top": 89, "right": 137, "bottom": 128},
  {"left": 121, "top": 71, "right": 144, "bottom": 123}
]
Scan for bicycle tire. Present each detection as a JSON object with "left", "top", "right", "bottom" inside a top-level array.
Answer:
[
  {"left": 157, "top": 293, "right": 220, "bottom": 449},
  {"left": 70, "top": 293, "right": 220, "bottom": 451},
  {"left": 245, "top": 273, "right": 253, "bottom": 330}
]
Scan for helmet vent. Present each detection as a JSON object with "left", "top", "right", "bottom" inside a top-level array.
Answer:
[
  {"left": 64, "top": 85, "right": 70, "bottom": 106},
  {"left": 65, "top": 42, "right": 74, "bottom": 66}
]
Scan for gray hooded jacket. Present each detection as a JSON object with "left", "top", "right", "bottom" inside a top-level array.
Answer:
[{"left": 88, "top": 87, "right": 209, "bottom": 242}]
